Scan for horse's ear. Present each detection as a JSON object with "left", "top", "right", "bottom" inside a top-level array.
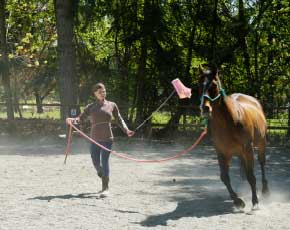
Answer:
[
  {"left": 199, "top": 65, "right": 204, "bottom": 74},
  {"left": 211, "top": 67, "right": 219, "bottom": 80},
  {"left": 213, "top": 69, "right": 218, "bottom": 79},
  {"left": 214, "top": 70, "right": 223, "bottom": 88}
]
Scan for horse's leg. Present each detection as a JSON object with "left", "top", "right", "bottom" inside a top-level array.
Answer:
[
  {"left": 217, "top": 153, "right": 245, "bottom": 209},
  {"left": 239, "top": 157, "right": 246, "bottom": 182},
  {"left": 242, "top": 145, "right": 259, "bottom": 208},
  {"left": 257, "top": 140, "right": 269, "bottom": 195}
]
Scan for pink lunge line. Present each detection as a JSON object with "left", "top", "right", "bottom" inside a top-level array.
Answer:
[{"left": 64, "top": 120, "right": 207, "bottom": 164}]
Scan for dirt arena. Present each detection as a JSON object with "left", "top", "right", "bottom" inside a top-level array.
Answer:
[{"left": 1, "top": 134, "right": 290, "bottom": 230}]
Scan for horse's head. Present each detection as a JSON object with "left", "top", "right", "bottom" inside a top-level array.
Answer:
[{"left": 198, "top": 65, "right": 223, "bottom": 116}]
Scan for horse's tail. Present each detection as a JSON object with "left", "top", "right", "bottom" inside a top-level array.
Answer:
[{"left": 254, "top": 116, "right": 267, "bottom": 164}]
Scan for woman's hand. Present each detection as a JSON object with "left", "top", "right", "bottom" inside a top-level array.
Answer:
[
  {"left": 74, "top": 117, "right": 80, "bottom": 124},
  {"left": 66, "top": 117, "right": 80, "bottom": 125},
  {"left": 126, "top": 129, "right": 135, "bottom": 137},
  {"left": 66, "top": 118, "right": 73, "bottom": 125}
]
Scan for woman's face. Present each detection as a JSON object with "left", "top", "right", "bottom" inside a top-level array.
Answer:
[{"left": 94, "top": 88, "right": 106, "bottom": 101}]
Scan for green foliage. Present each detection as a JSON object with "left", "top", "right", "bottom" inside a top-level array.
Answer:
[
  {"left": 0, "top": 0, "right": 289, "bottom": 136},
  {"left": 4, "top": 0, "right": 57, "bottom": 104}
]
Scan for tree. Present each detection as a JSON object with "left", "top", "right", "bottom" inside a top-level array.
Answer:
[
  {"left": 54, "top": 0, "right": 78, "bottom": 120},
  {"left": 0, "top": 0, "right": 14, "bottom": 121}
]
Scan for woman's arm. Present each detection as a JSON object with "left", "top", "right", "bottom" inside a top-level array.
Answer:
[{"left": 112, "top": 103, "right": 134, "bottom": 137}]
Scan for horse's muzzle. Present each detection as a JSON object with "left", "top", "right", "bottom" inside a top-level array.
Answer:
[
  {"left": 202, "top": 100, "right": 212, "bottom": 115},
  {"left": 203, "top": 105, "right": 209, "bottom": 113}
]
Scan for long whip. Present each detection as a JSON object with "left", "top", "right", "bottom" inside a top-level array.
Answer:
[{"left": 134, "top": 90, "right": 175, "bottom": 131}]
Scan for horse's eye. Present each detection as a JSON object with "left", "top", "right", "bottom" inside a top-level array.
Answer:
[{"left": 212, "top": 83, "right": 217, "bottom": 88}]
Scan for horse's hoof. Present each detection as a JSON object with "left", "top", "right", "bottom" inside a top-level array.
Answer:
[
  {"left": 262, "top": 187, "right": 270, "bottom": 197},
  {"left": 252, "top": 204, "right": 260, "bottom": 211},
  {"left": 234, "top": 198, "right": 245, "bottom": 209}
]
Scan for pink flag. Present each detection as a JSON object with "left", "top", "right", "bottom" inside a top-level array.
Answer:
[{"left": 171, "top": 78, "right": 192, "bottom": 99}]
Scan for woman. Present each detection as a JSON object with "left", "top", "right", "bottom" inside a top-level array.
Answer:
[{"left": 76, "top": 83, "right": 134, "bottom": 197}]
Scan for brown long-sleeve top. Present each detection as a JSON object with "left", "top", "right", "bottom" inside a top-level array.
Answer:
[{"left": 79, "top": 100, "right": 129, "bottom": 141}]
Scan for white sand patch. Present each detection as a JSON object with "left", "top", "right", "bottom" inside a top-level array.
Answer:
[{"left": 0, "top": 138, "right": 290, "bottom": 230}]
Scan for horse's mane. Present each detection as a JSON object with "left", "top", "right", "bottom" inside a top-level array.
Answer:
[{"left": 224, "top": 95, "right": 244, "bottom": 123}]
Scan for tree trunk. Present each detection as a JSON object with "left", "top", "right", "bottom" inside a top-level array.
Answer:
[
  {"left": 135, "top": 38, "right": 147, "bottom": 126},
  {"left": 210, "top": 0, "right": 218, "bottom": 65},
  {"left": 184, "top": 0, "right": 202, "bottom": 81},
  {"left": 34, "top": 90, "right": 44, "bottom": 113},
  {"left": 254, "top": 31, "right": 259, "bottom": 98},
  {"left": 287, "top": 104, "right": 290, "bottom": 137},
  {"left": 162, "top": 0, "right": 202, "bottom": 134},
  {"left": 54, "top": 0, "right": 78, "bottom": 120},
  {"left": 135, "top": 0, "right": 149, "bottom": 127},
  {"left": 266, "top": 32, "right": 274, "bottom": 117},
  {"left": 114, "top": 30, "right": 129, "bottom": 119},
  {"left": 0, "top": 0, "right": 14, "bottom": 121},
  {"left": 238, "top": 0, "right": 254, "bottom": 95},
  {"left": 12, "top": 82, "right": 22, "bottom": 118}
]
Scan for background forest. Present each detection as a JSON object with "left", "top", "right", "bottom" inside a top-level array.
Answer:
[{"left": 0, "top": 0, "right": 289, "bottom": 138}]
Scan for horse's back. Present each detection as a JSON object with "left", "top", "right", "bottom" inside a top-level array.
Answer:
[
  {"left": 225, "top": 93, "right": 267, "bottom": 140},
  {"left": 232, "top": 93, "right": 263, "bottom": 110}
]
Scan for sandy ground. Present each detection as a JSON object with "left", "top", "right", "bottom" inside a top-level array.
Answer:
[{"left": 0, "top": 134, "right": 290, "bottom": 230}]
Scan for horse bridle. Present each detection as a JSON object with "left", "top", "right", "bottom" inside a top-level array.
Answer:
[{"left": 199, "top": 76, "right": 226, "bottom": 114}]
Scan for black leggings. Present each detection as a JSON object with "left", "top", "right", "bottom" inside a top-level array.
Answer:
[{"left": 90, "top": 141, "right": 113, "bottom": 177}]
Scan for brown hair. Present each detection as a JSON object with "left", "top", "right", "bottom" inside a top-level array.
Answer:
[{"left": 92, "top": 83, "right": 105, "bottom": 93}]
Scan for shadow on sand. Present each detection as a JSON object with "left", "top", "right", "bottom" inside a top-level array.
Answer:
[
  {"left": 139, "top": 195, "right": 235, "bottom": 227},
  {"left": 140, "top": 147, "right": 290, "bottom": 227},
  {"left": 28, "top": 193, "right": 99, "bottom": 202}
]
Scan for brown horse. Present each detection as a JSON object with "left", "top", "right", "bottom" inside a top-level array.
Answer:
[{"left": 198, "top": 67, "right": 269, "bottom": 209}]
